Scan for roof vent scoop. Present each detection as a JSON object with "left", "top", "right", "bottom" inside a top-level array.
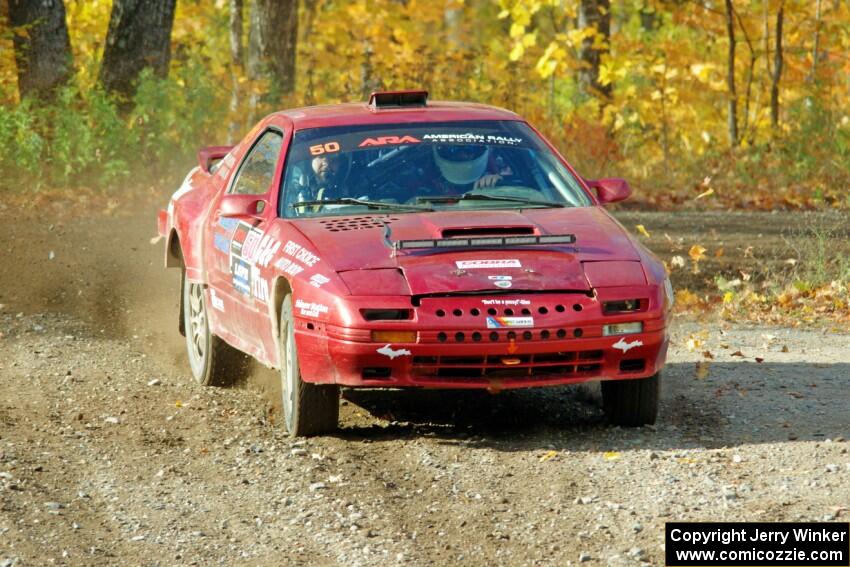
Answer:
[{"left": 369, "top": 90, "right": 428, "bottom": 109}]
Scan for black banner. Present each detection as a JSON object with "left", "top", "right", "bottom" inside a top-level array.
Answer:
[{"left": 666, "top": 522, "right": 849, "bottom": 566}]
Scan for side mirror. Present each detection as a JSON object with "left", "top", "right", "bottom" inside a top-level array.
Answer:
[
  {"left": 218, "top": 194, "right": 267, "bottom": 218},
  {"left": 198, "top": 145, "right": 234, "bottom": 173},
  {"left": 586, "top": 177, "right": 632, "bottom": 204}
]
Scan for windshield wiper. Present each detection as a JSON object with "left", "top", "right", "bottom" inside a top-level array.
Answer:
[
  {"left": 416, "top": 193, "right": 565, "bottom": 208},
  {"left": 291, "top": 198, "right": 433, "bottom": 211}
]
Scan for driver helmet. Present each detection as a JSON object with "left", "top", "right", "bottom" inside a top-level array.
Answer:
[{"left": 432, "top": 144, "right": 489, "bottom": 185}]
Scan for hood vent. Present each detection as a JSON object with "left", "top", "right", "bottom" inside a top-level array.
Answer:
[
  {"left": 320, "top": 216, "right": 397, "bottom": 232},
  {"left": 441, "top": 226, "right": 535, "bottom": 239}
]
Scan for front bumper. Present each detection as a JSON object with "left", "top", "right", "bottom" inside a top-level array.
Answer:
[
  {"left": 296, "top": 301, "right": 668, "bottom": 390},
  {"left": 295, "top": 289, "right": 669, "bottom": 389},
  {"left": 322, "top": 329, "right": 666, "bottom": 390}
]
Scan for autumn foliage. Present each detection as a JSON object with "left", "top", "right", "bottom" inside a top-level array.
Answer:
[{"left": 0, "top": 0, "right": 848, "bottom": 209}]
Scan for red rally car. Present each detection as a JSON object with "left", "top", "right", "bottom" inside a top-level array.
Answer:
[{"left": 158, "top": 90, "right": 672, "bottom": 436}]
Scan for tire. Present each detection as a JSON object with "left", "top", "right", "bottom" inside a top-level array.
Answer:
[
  {"left": 182, "top": 273, "right": 243, "bottom": 387},
  {"left": 601, "top": 371, "right": 660, "bottom": 427},
  {"left": 279, "top": 294, "right": 339, "bottom": 436}
]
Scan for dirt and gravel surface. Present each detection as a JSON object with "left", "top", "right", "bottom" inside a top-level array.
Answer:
[{"left": 0, "top": 201, "right": 848, "bottom": 566}]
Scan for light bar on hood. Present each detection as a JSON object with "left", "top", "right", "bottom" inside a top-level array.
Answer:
[{"left": 396, "top": 233, "right": 576, "bottom": 250}]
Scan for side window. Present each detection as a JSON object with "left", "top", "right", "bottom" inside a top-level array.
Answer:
[{"left": 229, "top": 130, "right": 284, "bottom": 195}]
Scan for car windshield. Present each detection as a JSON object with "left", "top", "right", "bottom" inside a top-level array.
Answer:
[{"left": 279, "top": 120, "right": 592, "bottom": 218}]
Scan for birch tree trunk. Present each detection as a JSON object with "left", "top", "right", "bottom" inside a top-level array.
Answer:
[
  {"left": 229, "top": 0, "right": 244, "bottom": 142},
  {"left": 770, "top": 2, "right": 784, "bottom": 129},
  {"left": 723, "top": 0, "right": 738, "bottom": 147},
  {"left": 578, "top": 0, "right": 612, "bottom": 103}
]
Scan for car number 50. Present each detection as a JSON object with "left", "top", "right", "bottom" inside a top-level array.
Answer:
[{"left": 309, "top": 142, "right": 340, "bottom": 156}]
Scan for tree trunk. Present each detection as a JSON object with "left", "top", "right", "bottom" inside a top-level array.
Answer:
[
  {"left": 228, "top": 0, "right": 244, "bottom": 142},
  {"left": 770, "top": 2, "right": 784, "bottom": 129},
  {"left": 723, "top": 0, "right": 738, "bottom": 147},
  {"left": 230, "top": 0, "right": 244, "bottom": 69},
  {"left": 7, "top": 0, "right": 73, "bottom": 100},
  {"left": 247, "top": 0, "right": 299, "bottom": 104},
  {"left": 810, "top": 0, "right": 822, "bottom": 80},
  {"left": 99, "top": 0, "right": 177, "bottom": 98},
  {"left": 577, "top": 0, "right": 612, "bottom": 102}
]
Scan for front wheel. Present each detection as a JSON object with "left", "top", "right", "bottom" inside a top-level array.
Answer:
[
  {"left": 279, "top": 295, "right": 339, "bottom": 436},
  {"left": 601, "top": 371, "right": 660, "bottom": 427},
  {"left": 182, "top": 274, "right": 243, "bottom": 386}
]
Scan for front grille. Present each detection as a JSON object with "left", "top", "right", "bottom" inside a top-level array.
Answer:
[
  {"left": 412, "top": 350, "right": 604, "bottom": 382},
  {"left": 424, "top": 327, "right": 587, "bottom": 343}
]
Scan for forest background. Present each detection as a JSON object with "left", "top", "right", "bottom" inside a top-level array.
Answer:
[{"left": 1, "top": 0, "right": 848, "bottom": 211}]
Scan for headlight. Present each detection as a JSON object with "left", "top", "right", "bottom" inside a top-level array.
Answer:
[
  {"left": 602, "top": 299, "right": 642, "bottom": 314},
  {"left": 603, "top": 322, "right": 643, "bottom": 336}
]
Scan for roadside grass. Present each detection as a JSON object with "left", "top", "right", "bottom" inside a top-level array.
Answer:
[{"left": 672, "top": 219, "right": 850, "bottom": 327}]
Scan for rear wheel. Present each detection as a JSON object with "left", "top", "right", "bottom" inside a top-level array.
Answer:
[
  {"left": 280, "top": 294, "right": 339, "bottom": 436},
  {"left": 182, "top": 274, "right": 242, "bottom": 386},
  {"left": 601, "top": 371, "right": 660, "bottom": 427}
]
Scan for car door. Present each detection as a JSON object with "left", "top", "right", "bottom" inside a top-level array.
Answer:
[{"left": 204, "top": 127, "right": 285, "bottom": 351}]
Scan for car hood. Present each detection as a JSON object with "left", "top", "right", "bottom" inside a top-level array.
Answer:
[{"left": 289, "top": 207, "right": 640, "bottom": 295}]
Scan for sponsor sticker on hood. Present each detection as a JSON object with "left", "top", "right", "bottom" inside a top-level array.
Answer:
[{"left": 456, "top": 259, "right": 521, "bottom": 269}]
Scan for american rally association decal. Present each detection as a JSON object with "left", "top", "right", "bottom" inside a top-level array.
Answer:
[
  {"left": 486, "top": 316, "right": 534, "bottom": 329},
  {"left": 456, "top": 259, "right": 521, "bottom": 269}
]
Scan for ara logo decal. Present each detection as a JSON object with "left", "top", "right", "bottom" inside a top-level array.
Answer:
[
  {"left": 358, "top": 136, "right": 421, "bottom": 147},
  {"left": 376, "top": 344, "right": 412, "bottom": 359},
  {"left": 612, "top": 338, "right": 643, "bottom": 352},
  {"left": 489, "top": 275, "right": 513, "bottom": 289}
]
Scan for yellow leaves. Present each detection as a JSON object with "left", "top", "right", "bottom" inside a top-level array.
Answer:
[
  {"left": 510, "top": 22, "right": 526, "bottom": 39},
  {"left": 535, "top": 40, "right": 566, "bottom": 78},
  {"left": 539, "top": 450, "right": 558, "bottom": 462},
  {"left": 689, "top": 63, "right": 717, "bottom": 82},
  {"left": 635, "top": 224, "right": 651, "bottom": 238},
  {"left": 603, "top": 451, "right": 621, "bottom": 461},
  {"left": 685, "top": 331, "right": 707, "bottom": 351},
  {"left": 689, "top": 244, "right": 707, "bottom": 274},
  {"left": 695, "top": 187, "right": 714, "bottom": 200},
  {"left": 676, "top": 289, "right": 701, "bottom": 308},
  {"left": 509, "top": 43, "right": 525, "bottom": 62}
]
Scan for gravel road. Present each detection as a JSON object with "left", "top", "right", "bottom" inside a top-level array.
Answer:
[{"left": 0, "top": 205, "right": 848, "bottom": 566}]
